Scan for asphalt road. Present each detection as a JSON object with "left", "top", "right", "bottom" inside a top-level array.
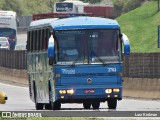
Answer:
[
  {"left": 0, "top": 83, "right": 160, "bottom": 112},
  {"left": 17, "top": 32, "right": 27, "bottom": 46}
]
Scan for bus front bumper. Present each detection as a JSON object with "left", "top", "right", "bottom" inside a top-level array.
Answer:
[{"left": 55, "top": 85, "right": 122, "bottom": 102}]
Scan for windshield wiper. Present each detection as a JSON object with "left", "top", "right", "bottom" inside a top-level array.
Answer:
[{"left": 91, "top": 51, "right": 106, "bottom": 65}]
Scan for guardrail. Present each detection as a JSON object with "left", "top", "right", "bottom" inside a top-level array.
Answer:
[
  {"left": 0, "top": 50, "right": 26, "bottom": 70},
  {"left": 123, "top": 53, "right": 160, "bottom": 78}
]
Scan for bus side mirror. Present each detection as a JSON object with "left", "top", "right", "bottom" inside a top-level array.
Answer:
[
  {"left": 48, "top": 35, "right": 55, "bottom": 65},
  {"left": 121, "top": 33, "right": 130, "bottom": 56}
]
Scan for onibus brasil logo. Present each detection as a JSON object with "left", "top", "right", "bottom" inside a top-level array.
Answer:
[{"left": 1, "top": 112, "right": 42, "bottom": 119}]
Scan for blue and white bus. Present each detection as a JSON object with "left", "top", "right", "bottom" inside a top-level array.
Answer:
[
  {"left": 27, "top": 15, "right": 130, "bottom": 110},
  {"left": 0, "top": 11, "right": 17, "bottom": 50}
]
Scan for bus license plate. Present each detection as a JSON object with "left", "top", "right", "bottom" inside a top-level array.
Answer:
[{"left": 84, "top": 89, "right": 95, "bottom": 94}]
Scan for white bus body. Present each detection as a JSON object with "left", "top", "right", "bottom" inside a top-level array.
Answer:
[
  {"left": 54, "top": 0, "right": 89, "bottom": 13},
  {"left": 0, "top": 11, "right": 17, "bottom": 50}
]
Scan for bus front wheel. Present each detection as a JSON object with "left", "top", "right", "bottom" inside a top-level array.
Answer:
[
  {"left": 45, "top": 103, "right": 53, "bottom": 110},
  {"left": 83, "top": 102, "right": 91, "bottom": 109},
  {"left": 107, "top": 99, "right": 117, "bottom": 109},
  {"left": 53, "top": 100, "right": 61, "bottom": 110},
  {"left": 92, "top": 101, "right": 100, "bottom": 109},
  {"left": 35, "top": 103, "right": 44, "bottom": 110}
]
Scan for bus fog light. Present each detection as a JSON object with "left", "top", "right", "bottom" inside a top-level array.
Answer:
[
  {"left": 113, "top": 88, "right": 120, "bottom": 93},
  {"left": 67, "top": 89, "right": 74, "bottom": 94},
  {"left": 114, "top": 95, "right": 118, "bottom": 97},
  {"left": 105, "top": 89, "right": 112, "bottom": 94},
  {"left": 61, "top": 96, "right": 64, "bottom": 99},
  {"left": 59, "top": 90, "right": 66, "bottom": 94}
]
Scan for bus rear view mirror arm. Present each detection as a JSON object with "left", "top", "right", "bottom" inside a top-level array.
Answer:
[
  {"left": 48, "top": 35, "right": 55, "bottom": 65},
  {"left": 121, "top": 33, "right": 130, "bottom": 56}
]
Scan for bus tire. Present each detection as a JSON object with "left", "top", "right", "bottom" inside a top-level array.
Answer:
[
  {"left": 45, "top": 103, "right": 53, "bottom": 110},
  {"left": 53, "top": 100, "right": 61, "bottom": 110},
  {"left": 83, "top": 102, "right": 91, "bottom": 109},
  {"left": 35, "top": 103, "right": 44, "bottom": 110},
  {"left": 107, "top": 99, "right": 117, "bottom": 109},
  {"left": 92, "top": 101, "right": 100, "bottom": 109}
]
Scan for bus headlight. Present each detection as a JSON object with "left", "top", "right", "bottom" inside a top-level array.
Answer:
[
  {"left": 67, "top": 89, "right": 74, "bottom": 94},
  {"left": 105, "top": 89, "right": 112, "bottom": 94},
  {"left": 59, "top": 90, "right": 66, "bottom": 94},
  {"left": 113, "top": 88, "right": 120, "bottom": 93}
]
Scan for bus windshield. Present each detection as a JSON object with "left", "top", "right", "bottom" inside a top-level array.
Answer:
[
  {"left": 0, "top": 28, "right": 16, "bottom": 40},
  {"left": 55, "top": 3, "right": 73, "bottom": 12},
  {"left": 55, "top": 29, "right": 121, "bottom": 65}
]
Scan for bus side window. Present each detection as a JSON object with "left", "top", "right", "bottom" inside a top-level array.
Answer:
[
  {"left": 35, "top": 31, "right": 38, "bottom": 51},
  {"left": 45, "top": 28, "right": 50, "bottom": 49},
  {"left": 37, "top": 30, "right": 40, "bottom": 51},
  {"left": 32, "top": 31, "right": 36, "bottom": 51},
  {"left": 47, "top": 28, "right": 51, "bottom": 48},
  {"left": 40, "top": 30, "right": 43, "bottom": 51},
  {"left": 27, "top": 31, "right": 30, "bottom": 51},
  {"left": 31, "top": 31, "right": 34, "bottom": 52},
  {"left": 43, "top": 29, "right": 47, "bottom": 50}
]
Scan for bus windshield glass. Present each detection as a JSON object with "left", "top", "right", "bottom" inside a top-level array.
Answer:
[
  {"left": 0, "top": 28, "right": 16, "bottom": 41},
  {"left": 56, "top": 3, "right": 73, "bottom": 12},
  {"left": 55, "top": 29, "right": 121, "bottom": 65}
]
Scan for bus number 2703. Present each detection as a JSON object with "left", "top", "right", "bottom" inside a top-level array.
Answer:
[{"left": 108, "top": 68, "right": 116, "bottom": 72}]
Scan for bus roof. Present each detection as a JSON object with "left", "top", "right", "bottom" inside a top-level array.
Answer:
[
  {"left": 0, "top": 11, "right": 16, "bottom": 17},
  {"left": 29, "top": 16, "right": 120, "bottom": 30}
]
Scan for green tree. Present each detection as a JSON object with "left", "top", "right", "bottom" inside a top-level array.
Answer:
[
  {"left": 22, "top": 0, "right": 58, "bottom": 15},
  {"left": 0, "top": 0, "right": 24, "bottom": 15},
  {"left": 81, "top": 0, "right": 102, "bottom": 4},
  {"left": 113, "top": 0, "right": 145, "bottom": 16}
]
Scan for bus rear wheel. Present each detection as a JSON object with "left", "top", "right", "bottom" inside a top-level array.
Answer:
[
  {"left": 45, "top": 103, "right": 53, "bottom": 110},
  {"left": 83, "top": 102, "right": 91, "bottom": 109},
  {"left": 92, "top": 101, "right": 100, "bottom": 109},
  {"left": 107, "top": 99, "right": 117, "bottom": 109},
  {"left": 35, "top": 103, "right": 44, "bottom": 110}
]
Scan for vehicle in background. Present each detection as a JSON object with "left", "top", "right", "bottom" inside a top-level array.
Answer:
[
  {"left": 0, "top": 37, "right": 10, "bottom": 50},
  {"left": 54, "top": 0, "right": 89, "bottom": 13},
  {"left": 53, "top": 0, "right": 115, "bottom": 18},
  {"left": 0, "top": 11, "right": 18, "bottom": 50},
  {"left": 15, "top": 44, "right": 26, "bottom": 50},
  {"left": 84, "top": 5, "right": 115, "bottom": 18}
]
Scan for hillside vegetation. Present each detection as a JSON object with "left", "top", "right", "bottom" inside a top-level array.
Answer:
[
  {"left": 0, "top": 0, "right": 104, "bottom": 16},
  {"left": 117, "top": 1, "right": 160, "bottom": 53}
]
